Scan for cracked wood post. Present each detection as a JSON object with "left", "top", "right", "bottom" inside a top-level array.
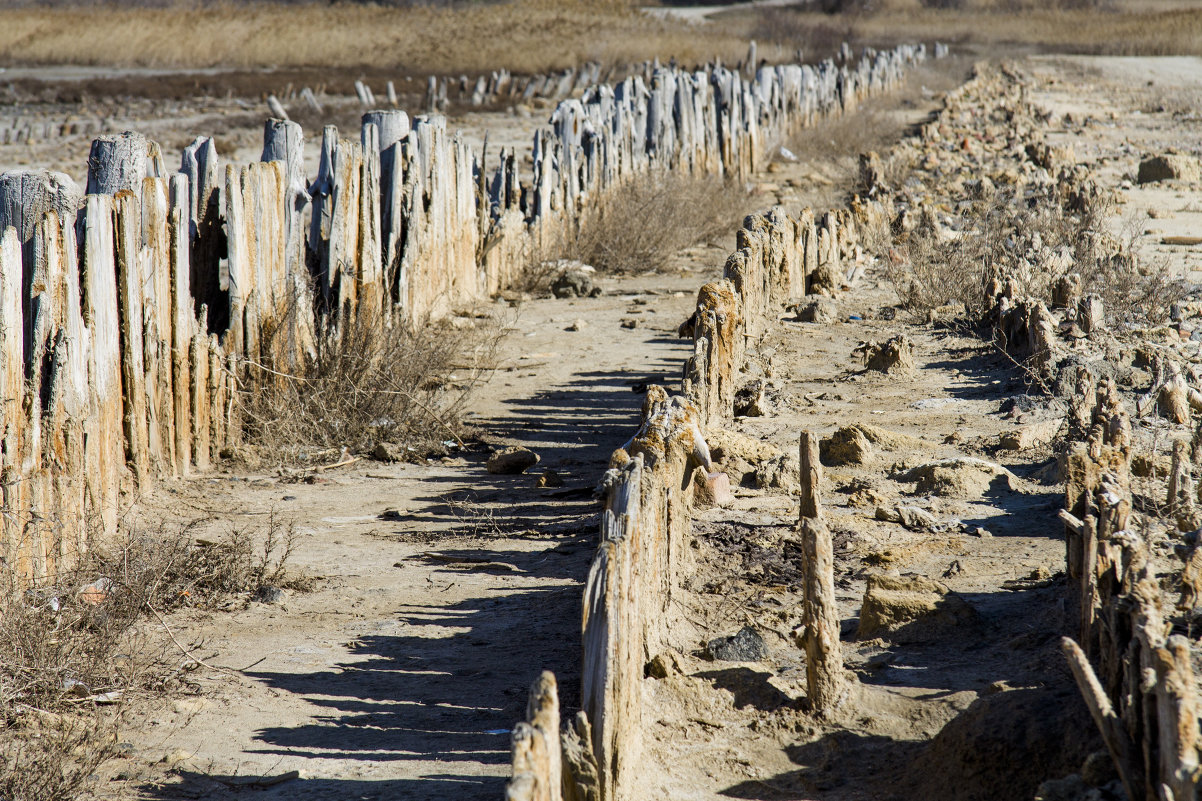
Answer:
[
  {"left": 114, "top": 189, "right": 150, "bottom": 485},
  {"left": 86, "top": 131, "right": 150, "bottom": 196},
  {"left": 1154, "top": 635, "right": 1201, "bottom": 801},
  {"left": 1061, "top": 637, "right": 1142, "bottom": 801},
  {"left": 506, "top": 670, "right": 564, "bottom": 801},
  {"left": 798, "top": 430, "right": 846, "bottom": 712},
  {"left": 81, "top": 194, "right": 121, "bottom": 535},
  {"left": 0, "top": 227, "right": 25, "bottom": 569}
]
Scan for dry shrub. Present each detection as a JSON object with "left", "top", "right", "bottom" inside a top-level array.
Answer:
[
  {"left": 242, "top": 307, "right": 500, "bottom": 462},
  {"left": 888, "top": 184, "right": 1187, "bottom": 325},
  {"left": 0, "top": 517, "right": 298, "bottom": 801},
  {"left": 568, "top": 171, "right": 748, "bottom": 274}
]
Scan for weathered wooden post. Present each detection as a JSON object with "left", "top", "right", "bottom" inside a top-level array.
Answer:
[
  {"left": 797, "top": 430, "right": 846, "bottom": 713},
  {"left": 86, "top": 131, "right": 151, "bottom": 196},
  {"left": 0, "top": 170, "right": 83, "bottom": 250}
]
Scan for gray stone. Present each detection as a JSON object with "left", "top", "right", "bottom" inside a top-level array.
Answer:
[
  {"left": 254, "top": 585, "right": 284, "bottom": 604},
  {"left": 551, "top": 266, "right": 600, "bottom": 298},
  {"left": 705, "top": 626, "right": 768, "bottom": 662}
]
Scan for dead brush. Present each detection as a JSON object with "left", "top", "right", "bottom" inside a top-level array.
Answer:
[
  {"left": 241, "top": 305, "right": 502, "bottom": 463},
  {"left": 566, "top": 170, "right": 748, "bottom": 274},
  {"left": 887, "top": 183, "right": 1187, "bottom": 325},
  {"left": 0, "top": 514, "right": 301, "bottom": 801}
]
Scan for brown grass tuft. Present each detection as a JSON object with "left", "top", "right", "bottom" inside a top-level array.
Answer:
[
  {"left": 241, "top": 306, "right": 501, "bottom": 462},
  {"left": 0, "top": 515, "right": 300, "bottom": 801},
  {"left": 566, "top": 171, "right": 749, "bottom": 274}
]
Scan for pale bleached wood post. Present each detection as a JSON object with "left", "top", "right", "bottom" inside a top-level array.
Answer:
[
  {"left": 798, "top": 430, "right": 846, "bottom": 713},
  {"left": 114, "top": 190, "right": 150, "bottom": 485},
  {"left": 168, "top": 175, "right": 193, "bottom": 476},
  {"left": 0, "top": 227, "right": 26, "bottom": 572},
  {"left": 81, "top": 194, "right": 122, "bottom": 536}
]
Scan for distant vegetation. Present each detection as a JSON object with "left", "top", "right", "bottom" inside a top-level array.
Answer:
[{"left": 0, "top": 0, "right": 1197, "bottom": 72}]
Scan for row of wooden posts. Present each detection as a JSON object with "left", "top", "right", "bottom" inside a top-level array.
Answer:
[
  {"left": 1060, "top": 381, "right": 1201, "bottom": 801},
  {"left": 0, "top": 42, "right": 930, "bottom": 583},
  {"left": 504, "top": 182, "right": 890, "bottom": 799}
]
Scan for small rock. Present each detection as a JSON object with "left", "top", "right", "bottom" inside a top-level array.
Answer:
[
  {"left": 551, "top": 264, "right": 599, "bottom": 298},
  {"left": 875, "top": 505, "right": 937, "bottom": 531},
  {"left": 734, "top": 380, "right": 769, "bottom": 417},
  {"left": 645, "top": 654, "right": 674, "bottom": 679},
  {"left": 487, "top": 446, "right": 540, "bottom": 474},
  {"left": 1137, "top": 153, "right": 1202, "bottom": 184},
  {"left": 254, "top": 585, "right": 284, "bottom": 604},
  {"left": 566, "top": 318, "right": 587, "bottom": 332},
  {"left": 159, "top": 749, "right": 194, "bottom": 766},
  {"left": 821, "top": 426, "right": 874, "bottom": 466},
  {"left": 536, "top": 469, "right": 564, "bottom": 489},
  {"left": 371, "top": 441, "right": 405, "bottom": 462},
  {"left": 691, "top": 468, "right": 735, "bottom": 508},
  {"left": 795, "top": 297, "right": 838, "bottom": 323},
  {"left": 705, "top": 626, "right": 768, "bottom": 662},
  {"left": 997, "top": 418, "right": 1063, "bottom": 451},
  {"left": 856, "top": 334, "right": 916, "bottom": 374},
  {"left": 895, "top": 458, "right": 1020, "bottom": 499},
  {"left": 620, "top": 318, "right": 639, "bottom": 329}
]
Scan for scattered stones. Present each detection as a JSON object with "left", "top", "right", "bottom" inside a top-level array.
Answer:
[
  {"left": 705, "top": 626, "right": 768, "bottom": 662},
  {"left": 856, "top": 334, "right": 916, "bottom": 374},
  {"left": 486, "top": 446, "right": 540, "bottom": 474},
  {"left": 1137, "top": 153, "right": 1201, "bottom": 184},
  {"left": 551, "top": 263, "right": 601, "bottom": 298},
  {"left": 857, "top": 574, "right": 977, "bottom": 642}
]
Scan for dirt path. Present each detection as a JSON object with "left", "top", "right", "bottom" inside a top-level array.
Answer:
[{"left": 126, "top": 271, "right": 704, "bottom": 800}]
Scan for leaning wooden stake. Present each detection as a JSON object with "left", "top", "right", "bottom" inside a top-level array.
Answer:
[
  {"left": 1060, "top": 637, "right": 1142, "bottom": 801},
  {"left": 797, "top": 430, "right": 846, "bottom": 713}
]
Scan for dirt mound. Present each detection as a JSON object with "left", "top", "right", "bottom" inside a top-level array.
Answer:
[{"left": 910, "top": 686, "right": 1100, "bottom": 801}]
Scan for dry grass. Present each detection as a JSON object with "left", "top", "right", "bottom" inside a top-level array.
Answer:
[
  {"left": 241, "top": 307, "right": 501, "bottom": 462},
  {"left": 0, "top": 0, "right": 1197, "bottom": 75},
  {"left": 731, "top": 2, "right": 1202, "bottom": 58},
  {"left": 567, "top": 171, "right": 749, "bottom": 274},
  {"left": 0, "top": 516, "right": 300, "bottom": 801},
  {"left": 888, "top": 184, "right": 1188, "bottom": 325},
  {"left": 0, "top": 0, "right": 752, "bottom": 72}
]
